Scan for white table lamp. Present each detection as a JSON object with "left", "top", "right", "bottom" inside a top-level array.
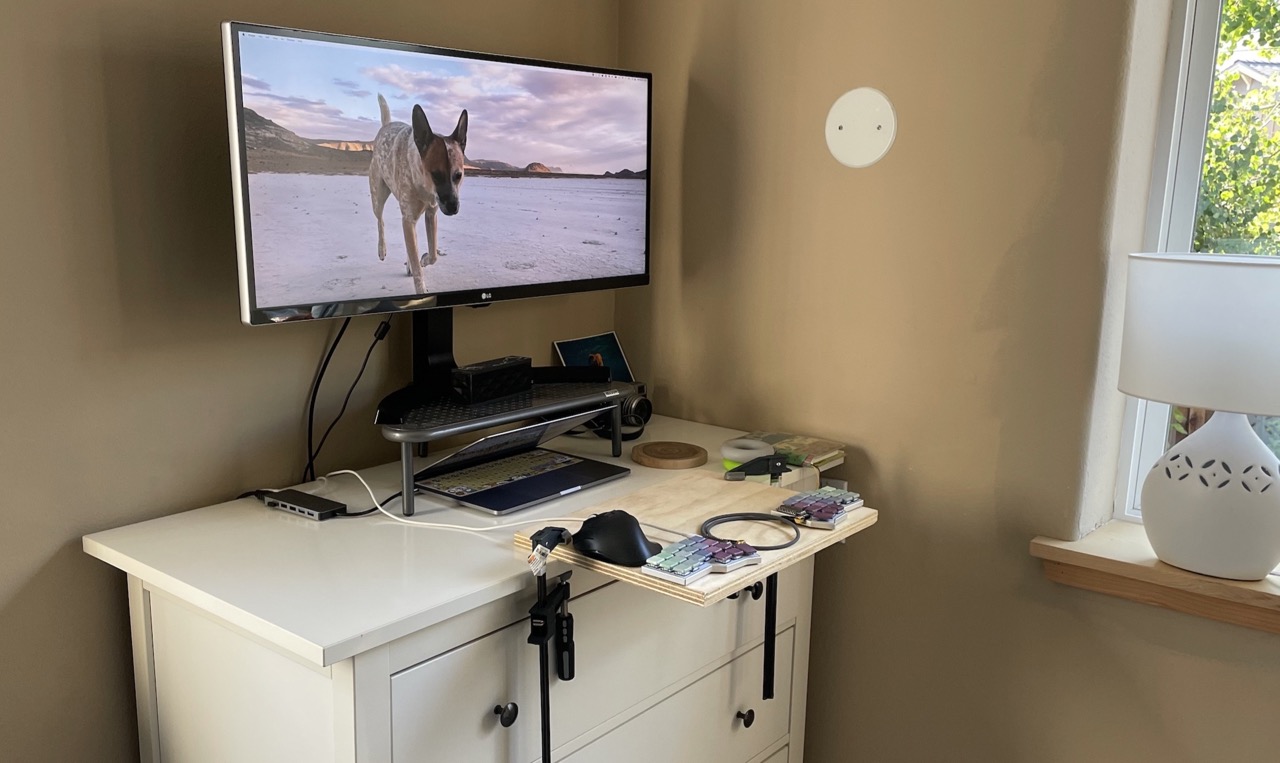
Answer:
[{"left": 1120, "top": 253, "right": 1280, "bottom": 580}]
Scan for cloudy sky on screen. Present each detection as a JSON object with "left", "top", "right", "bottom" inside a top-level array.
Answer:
[{"left": 237, "top": 31, "right": 648, "bottom": 175}]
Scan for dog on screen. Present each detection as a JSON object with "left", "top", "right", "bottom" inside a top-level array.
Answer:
[{"left": 369, "top": 93, "right": 468, "bottom": 294}]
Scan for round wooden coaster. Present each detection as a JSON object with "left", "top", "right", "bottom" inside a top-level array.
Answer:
[{"left": 630, "top": 441, "right": 709, "bottom": 470}]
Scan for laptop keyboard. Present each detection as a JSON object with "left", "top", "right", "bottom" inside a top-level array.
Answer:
[{"left": 416, "top": 449, "right": 583, "bottom": 497}]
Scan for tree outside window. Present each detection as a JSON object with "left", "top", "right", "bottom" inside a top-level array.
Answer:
[{"left": 1175, "top": 0, "right": 1280, "bottom": 454}]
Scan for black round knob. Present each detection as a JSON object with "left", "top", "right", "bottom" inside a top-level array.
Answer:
[
  {"left": 736, "top": 709, "right": 756, "bottom": 728},
  {"left": 494, "top": 702, "right": 519, "bottom": 728},
  {"left": 748, "top": 581, "right": 764, "bottom": 601}
]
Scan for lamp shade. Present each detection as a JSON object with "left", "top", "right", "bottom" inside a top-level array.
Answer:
[{"left": 1119, "top": 252, "right": 1280, "bottom": 416}]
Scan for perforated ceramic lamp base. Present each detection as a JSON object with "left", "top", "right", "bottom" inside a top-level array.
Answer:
[{"left": 1141, "top": 412, "right": 1280, "bottom": 581}]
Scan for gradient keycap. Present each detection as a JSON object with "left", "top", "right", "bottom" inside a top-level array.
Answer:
[{"left": 641, "top": 534, "right": 762, "bottom": 586}]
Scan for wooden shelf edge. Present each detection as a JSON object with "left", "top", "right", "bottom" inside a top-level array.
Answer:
[
  {"left": 1031, "top": 521, "right": 1280, "bottom": 635},
  {"left": 1040, "top": 560, "right": 1280, "bottom": 635}
]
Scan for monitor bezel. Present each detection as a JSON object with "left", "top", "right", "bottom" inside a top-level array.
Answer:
[{"left": 222, "top": 21, "right": 653, "bottom": 325}]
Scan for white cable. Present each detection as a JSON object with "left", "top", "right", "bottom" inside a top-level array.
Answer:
[
  {"left": 633, "top": 520, "right": 690, "bottom": 539},
  {"left": 327, "top": 470, "right": 591, "bottom": 532}
]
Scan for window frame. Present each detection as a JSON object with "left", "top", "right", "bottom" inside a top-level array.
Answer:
[{"left": 1114, "top": 0, "right": 1223, "bottom": 521}]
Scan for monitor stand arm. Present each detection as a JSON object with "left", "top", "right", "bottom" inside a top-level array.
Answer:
[
  {"left": 381, "top": 307, "right": 459, "bottom": 515},
  {"left": 373, "top": 307, "right": 458, "bottom": 429},
  {"left": 411, "top": 306, "right": 458, "bottom": 400}
]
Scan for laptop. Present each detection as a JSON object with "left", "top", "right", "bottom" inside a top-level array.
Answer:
[{"left": 413, "top": 407, "right": 630, "bottom": 514}]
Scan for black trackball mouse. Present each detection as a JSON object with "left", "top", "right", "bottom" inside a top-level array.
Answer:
[{"left": 572, "top": 510, "right": 661, "bottom": 567}]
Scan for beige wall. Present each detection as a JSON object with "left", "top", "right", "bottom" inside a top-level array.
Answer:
[
  {"left": 9, "top": 0, "right": 1280, "bottom": 759},
  {"left": 617, "top": 1, "right": 1280, "bottom": 761},
  {"left": 0, "top": 1, "right": 618, "bottom": 759}
]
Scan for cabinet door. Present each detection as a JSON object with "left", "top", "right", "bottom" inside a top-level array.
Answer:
[
  {"left": 758, "top": 746, "right": 788, "bottom": 763},
  {"left": 390, "top": 572, "right": 802, "bottom": 762},
  {"left": 559, "top": 629, "right": 794, "bottom": 763}
]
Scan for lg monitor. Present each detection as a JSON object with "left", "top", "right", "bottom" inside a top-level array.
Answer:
[{"left": 222, "top": 22, "right": 651, "bottom": 326}]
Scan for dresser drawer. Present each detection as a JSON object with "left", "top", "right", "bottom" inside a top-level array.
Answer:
[
  {"left": 560, "top": 628, "right": 795, "bottom": 763},
  {"left": 390, "top": 567, "right": 806, "bottom": 762}
]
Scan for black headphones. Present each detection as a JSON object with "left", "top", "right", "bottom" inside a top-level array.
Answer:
[{"left": 587, "top": 385, "right": 652, "bottom": 441}]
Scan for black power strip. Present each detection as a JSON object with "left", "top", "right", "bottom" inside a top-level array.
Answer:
[{"left": 260, "top": 489, "right": 347, "bottom": 521}]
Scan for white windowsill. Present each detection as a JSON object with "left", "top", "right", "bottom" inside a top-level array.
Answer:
[{"left": 1030, "top": 521, "right": 1280, "bottom": 634}]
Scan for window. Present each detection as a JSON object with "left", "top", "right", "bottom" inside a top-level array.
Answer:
[{"left": 1116, "top": 0, "right": 1280, "bottom": 520}]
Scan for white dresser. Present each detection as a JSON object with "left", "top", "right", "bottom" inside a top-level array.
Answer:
[{"left": 84, "top": 417, "right": 817, "bottom": 763}]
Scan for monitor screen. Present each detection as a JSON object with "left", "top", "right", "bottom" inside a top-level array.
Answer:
[{"left": 222, "top": 22, "right": 651, "bottom": 325}]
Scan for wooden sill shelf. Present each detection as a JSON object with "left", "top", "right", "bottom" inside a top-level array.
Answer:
[{"left": 1030, "top": 521, "right": 1280, "bottom": 635}]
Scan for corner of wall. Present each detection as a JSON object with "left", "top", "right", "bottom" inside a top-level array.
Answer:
[{"left": 1073, "top": 0, "right": 1174, "bottom": 539}]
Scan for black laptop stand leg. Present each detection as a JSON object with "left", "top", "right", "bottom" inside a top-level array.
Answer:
[
  {"left": 611, "top": 404, "right": 622, "bottom": 457},
  {"left": 401, "top": 442, "right": 416, "bottom": 516}
]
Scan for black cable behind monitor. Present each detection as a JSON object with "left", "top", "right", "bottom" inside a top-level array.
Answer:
[
  {"left": 304, "top": 318, "right": 392, "bottom": 481},
  {"left": 304, "top": 318, "right": 351, "bottom": 482},
  {"left": 310, "top": 319, "right": 392, "bottom": 475}
]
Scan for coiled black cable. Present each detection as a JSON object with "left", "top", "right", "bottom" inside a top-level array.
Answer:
[{"left": 699, "top": 512, "right": 800, "bottom": 551}]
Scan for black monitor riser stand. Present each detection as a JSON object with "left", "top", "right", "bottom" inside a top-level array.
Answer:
[{"left": 377, "top": 306, "right": 624, "bottom": 516}]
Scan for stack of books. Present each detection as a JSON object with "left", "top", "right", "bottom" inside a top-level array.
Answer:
[{"left": 744, "top": 431, "right": 845, "bottom": 471}]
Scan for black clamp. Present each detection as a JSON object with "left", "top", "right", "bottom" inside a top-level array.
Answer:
[
  {"left": 529, "top": 526, "right": 572, "bottom": 551},
  {"left": 724, "top": 574, "right": 780, "bottom": 702},
  {"left": 527, "top": 528, "right": 576, "bottom": 682},
  {"left": 527, "top": 573, "right": 570, "bottom": 647},
  {"left": 724, "top": 455, "right": 791, "bottom": 482},
  {"left": 727, "top": 581, "right": 765, "bottom": 601},
  {"left": 763, "top": 573, "right": 778, "bottom": 701},
  {"left": 524, "top": 573, "right": 576, "bottom": 681},
  {"left": 527, "top": 526, "right": 578, "bottom": 763},
  {"left": 528, "top": 572, "right": 575, "bottom": 681},
  {"left": 527, "top": 526, "right": 572, "bottom": 577}
]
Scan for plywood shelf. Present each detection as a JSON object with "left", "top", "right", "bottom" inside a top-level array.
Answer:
[
  {"left": 515, "top": 471, "right": 878, "bottom": 607},
  {"left": 1031, "top": 521, "right": 1280, "bottom": 635}
]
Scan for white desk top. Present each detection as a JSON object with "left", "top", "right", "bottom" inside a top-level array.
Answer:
[{"left": 83, "top": 416, "right": 755, "bottom": 667}]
